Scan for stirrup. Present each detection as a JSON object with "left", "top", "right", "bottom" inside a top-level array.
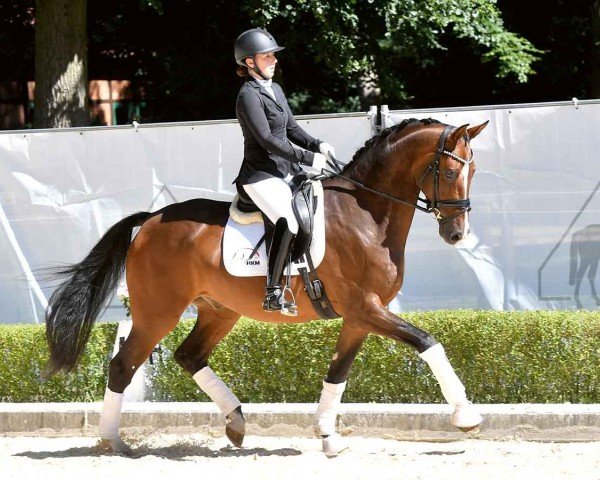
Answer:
[
  {"left": 280, "top": 285, "right": 298, "bottom": 317},
  {"left": 262, "top": 288, "right": 298, "bottom": 317}
]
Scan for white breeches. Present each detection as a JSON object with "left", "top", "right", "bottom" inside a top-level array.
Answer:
[{"left": 243, "top": 177, "right": 299, "bottom": 235}]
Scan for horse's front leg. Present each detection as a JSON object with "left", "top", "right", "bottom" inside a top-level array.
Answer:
[
  {"left": 315, "top": 321, "right": 368, "bottom": 456},
  {"left": 361, "top": 293, "right": 482, "bottom": 430}
]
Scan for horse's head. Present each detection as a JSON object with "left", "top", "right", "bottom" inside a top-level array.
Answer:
[{"left": 414, "top": 121, "right": 488, "bottom": 245}]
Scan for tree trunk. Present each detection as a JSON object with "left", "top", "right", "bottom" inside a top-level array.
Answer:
[
  {"left": 34, "top": 0, "right": 88, "bottom": 128},
  {"left": 591, "top": 1, "right": 600, "bottom": 98},
  {"left": 359, "top": 68, "right": 381, "bottom": 111}
]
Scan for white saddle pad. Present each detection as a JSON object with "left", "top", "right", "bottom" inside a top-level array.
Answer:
[{"left": 223, "top": 182, "right": 326, "bottom": 277}]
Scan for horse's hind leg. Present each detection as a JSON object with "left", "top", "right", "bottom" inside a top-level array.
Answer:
[
  {"left": 314, "top": 321, "right": 368, "bottom": 455},
  {"left": 173, "top": 299, "right": 243, "bottom": 446},
  {"left": 588, "top": 260, "right": 600, "bottom": 305},
  {"left": 99, "top": 311, "right": 181, "bottom": 454}
]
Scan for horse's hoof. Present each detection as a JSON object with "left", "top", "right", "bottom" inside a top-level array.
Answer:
[
  {"left": 226, "top": 406, "right": 246, "bottom": 448},
  {"left": 459, "top": 425, "right": 480, "bottom": 433},
  {"left": 451, "top": 403, "right": 482, "bottom": 430},
  {"left": 99, "top": 437, "right": 135, "bottom": 456},
  {"left": 322, "top": 433, "right": 348, "bottom": 457}
]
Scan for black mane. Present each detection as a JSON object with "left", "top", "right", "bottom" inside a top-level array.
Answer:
[{"left": 343, "top": 117, "right": 441, "bottom": 173}]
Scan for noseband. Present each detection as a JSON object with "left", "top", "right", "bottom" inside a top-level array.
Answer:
[{"left": 321, "top": 124, "right": 473, "bottom": 225}]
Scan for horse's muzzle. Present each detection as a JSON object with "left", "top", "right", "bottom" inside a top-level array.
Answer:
[{"left": 440, "top": 222, "right": 470, "bottom": 246}]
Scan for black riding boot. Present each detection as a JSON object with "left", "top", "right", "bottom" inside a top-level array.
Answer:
[{"left": 263, "top": 218, "right": 297, "bottom": 315}]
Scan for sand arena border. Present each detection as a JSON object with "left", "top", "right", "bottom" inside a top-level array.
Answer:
[{"left": 2, "top": 403, "right": 600, "bottom": 442}]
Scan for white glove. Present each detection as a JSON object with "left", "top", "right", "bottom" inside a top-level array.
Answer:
[
  {"left": 319, "top": 142, "right": 336, "bottom": 159},
  {"left": 305, "top": 152, "right": 327, "bottom": 174}
]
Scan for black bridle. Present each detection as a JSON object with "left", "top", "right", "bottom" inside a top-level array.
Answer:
[{"left": 320, "top": 124, "right": 473, "bottom": 225}]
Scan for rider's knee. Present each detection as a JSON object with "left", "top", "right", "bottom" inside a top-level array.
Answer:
[{"left": 286, "top": 215, "right": 299, "bottom": 235}]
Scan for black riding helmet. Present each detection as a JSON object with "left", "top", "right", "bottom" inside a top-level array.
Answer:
[{"left": 234, "top": 28, "right": 284, "bottom": 79}]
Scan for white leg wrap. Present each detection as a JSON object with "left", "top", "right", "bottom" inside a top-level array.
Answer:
[
  {"left": 193, "top": 366, "right": 241, "bottom": 415},
  {"left": 419, "top": 343, "right": 482, "bottom": 428},
  {"left": 419, "top": 343, "right": 467, "bottom": 405},
  {"left": 314, "top": 380, "right": 347, "bottom": 436},
  {"left": 98, "top": 388, "right": 123, "bottom": 440}
]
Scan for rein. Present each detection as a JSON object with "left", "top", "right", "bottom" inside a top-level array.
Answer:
[{"left": 319, "top": 124, "right": 473, "bottom": 225}]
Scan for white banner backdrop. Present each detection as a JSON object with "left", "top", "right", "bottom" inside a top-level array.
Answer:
[
  {"left": 385, "top": 101, "right": 600, "bottom": 312},
  {"left": 0, "top": 114, "right": 372, "bottom": 323},
  {"left": 1, "top": 100, "right": 599, "bottom": 323}
]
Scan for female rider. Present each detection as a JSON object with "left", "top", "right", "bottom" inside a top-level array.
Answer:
[{"left": 233, "top": 28, "right": 335, "bottom": 315}]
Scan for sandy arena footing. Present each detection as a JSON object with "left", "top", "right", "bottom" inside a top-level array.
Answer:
[{"left": 2, "top": 434, "right": 600, "bottom": 480}]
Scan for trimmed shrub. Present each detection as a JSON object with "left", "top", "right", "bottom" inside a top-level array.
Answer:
[
  {"left": 149, "top": 318, "right": 343, "bottom": 403},
  {"left": 0, "top": 323, "right": 117, "bottom": 402},
  {"left": 150, "top": 310, "right": 600, "bottom": 404},
  {"left": 1, "top": 311, "right": 599, "bottom": 403}
]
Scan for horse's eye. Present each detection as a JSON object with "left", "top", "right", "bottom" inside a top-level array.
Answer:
[{"left": 444, "top": 170, "right": 456, "bottom": 180}]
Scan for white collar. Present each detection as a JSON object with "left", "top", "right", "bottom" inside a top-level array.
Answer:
[{"left": 256, "top": 78, "right": 273, "bottom": 87}]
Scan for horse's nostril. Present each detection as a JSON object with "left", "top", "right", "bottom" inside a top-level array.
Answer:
[{"left": 451, "top": 231, "right": 463, "bottom": 241}]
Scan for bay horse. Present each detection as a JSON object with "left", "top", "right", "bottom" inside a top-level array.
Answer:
[{"left": 45, "top": 118, "right": 488, "bottom": 455}]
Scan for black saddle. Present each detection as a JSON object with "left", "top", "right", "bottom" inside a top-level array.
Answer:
[
  {"left": 289, "top": 174, "right": 318, "bottom": 260},
  {"left": 237, "top": 174, "right": 318, "bottom": 262}
]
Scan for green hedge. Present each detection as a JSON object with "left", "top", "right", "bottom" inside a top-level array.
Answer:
[
  {"left": 1, "top": 311, "right": 599, "bottom": 403},
  {"left": 0, "top": 323, "right": 117, "bottom": 402},
  {"left": 151, "top": 310, "right": 600, "bottom": 404}
]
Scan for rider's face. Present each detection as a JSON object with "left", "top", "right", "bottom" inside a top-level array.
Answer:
[{"left": 246, "top": 52, "right": 277, "bottom": 78}]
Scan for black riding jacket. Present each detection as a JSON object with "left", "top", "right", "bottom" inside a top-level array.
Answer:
[{"left": 234, "top": 76, "right": 322, "bottom": 186}]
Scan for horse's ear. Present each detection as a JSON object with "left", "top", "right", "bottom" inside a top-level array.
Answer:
[
  {"left": 447, "top": 124, "right": 470, "bottom": 147},
  {"left": 467, "top": 120, "right": 489, "bottom": 140}
]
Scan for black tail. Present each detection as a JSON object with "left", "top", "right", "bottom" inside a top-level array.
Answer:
[{"left": 45, "top": 211, "right": 152, "bottom": 375}]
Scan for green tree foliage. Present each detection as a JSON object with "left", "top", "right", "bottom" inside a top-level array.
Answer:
[
  {"left": 2, "top": 1, "right": 594, "bottom": 125},
  {"left": 243, "top": 0, "right": 541, "bottom": 109},
  {"left": 86, "top": 0, "right": 542, "bottom": 116}
]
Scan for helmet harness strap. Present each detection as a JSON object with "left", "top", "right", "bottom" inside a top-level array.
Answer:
[{"left": 249, "top": 54, "right": 269, "bottom": 80}]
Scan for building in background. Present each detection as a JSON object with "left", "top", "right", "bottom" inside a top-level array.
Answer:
[{"left": 0, "top": 80, "right": 145, "bottom": 130}]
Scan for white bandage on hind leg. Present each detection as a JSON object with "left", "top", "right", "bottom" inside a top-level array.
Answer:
[
  {"left": 419, "top": 343, "right": 468, "bottom": 406},
  {"left": 314, "top": 380, "right": 347, "bottom": 436},
  {"left": 98, "top": 388, "right": 124, "bottom": 440},
  {"left": 193, "top": 366, "right": 241, "bottom": 415}
]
